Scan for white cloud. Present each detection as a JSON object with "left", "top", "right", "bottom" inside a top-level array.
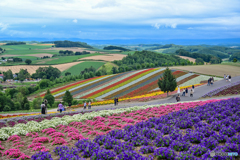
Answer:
[
  {"left": 92, "top": 0, "right": 119, "bottom": 8},
  {"left": 42, "top": 25, "right": 46, "bottom": 28},
  {"left": 73, "top": 19, "right": 78, "bottom": 23},
  {"left": 188, "top": 27, "right": 193, "bottom": 29},
  {"left": 0, "top": 23, "right": 8, "bottom": 31},
  {"left": 152, "top": 23, "right": 161, "bottom": 29}
]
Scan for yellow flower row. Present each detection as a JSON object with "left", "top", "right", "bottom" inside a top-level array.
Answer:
[{"left": 92, "top": 84, "right": 202, "bottom": 106}]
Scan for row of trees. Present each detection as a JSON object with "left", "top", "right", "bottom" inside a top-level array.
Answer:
[
  {"left": 59, "top": 50, "right": 91, "bottom": 56},
  {"left": 5, "top": 42, "right": 26, "bottom": 45},
  {"left": 176, "top": 49, "right": 222, "bottom": 64},
  {"left": 54, "top": 40, "right": 93, "bottom": 48},
  {"left": 103, "top": 46, "right": 131, "bottom": 51}
]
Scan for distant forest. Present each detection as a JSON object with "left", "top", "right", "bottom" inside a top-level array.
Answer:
[
  {"left": 176, "top": 49, "right": 222, "bottom": 64},
  {"left": 5, "top": 42, "right": 26, "bottom": 45},
  {"left": 229, "top": 52, "right": 240, "bottom": 61},
  {"left": 54, "top": 40, "right": 93, "bottom": 48},
  {"left": 103, "top": 45, "right": 131, "bottom": 51},
  {"left": 113, "top": 50, "right": 190, "bottom": 72},
  {"left": 146, "top": 44, "right": 240, "bottom": 59}
]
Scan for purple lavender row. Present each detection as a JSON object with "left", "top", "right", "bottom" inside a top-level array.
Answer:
[
  {"left": 202, "top": 81, "right": 240, "bottom": 98},
  {"left": 31, "top": 98, "right": 240, "bottom": 159}
]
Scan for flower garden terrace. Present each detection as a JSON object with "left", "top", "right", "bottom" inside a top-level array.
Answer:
[
  {"left": 39, "top": 67, "right": 222, "bottom": 102},
  {"left": 0, "top": 98, "right": 239, "bottom": 159}
]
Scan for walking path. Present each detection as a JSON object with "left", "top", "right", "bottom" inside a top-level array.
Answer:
[
  {"left": 48, "top": 75, "right": 240, "bottom": 112},
  {"left": 2, "top": 76, "right": 240, "bottom": 116}
]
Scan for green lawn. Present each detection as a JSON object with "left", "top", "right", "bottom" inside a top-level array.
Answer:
[
  {"left": 61, "top": 61, "right": 105, "bottom": 76},
  {"left": 31, "top": 53, "right": 102, "bottom": 65},
  {"left": 119, "top": 51, "right": 135, "bottom": 55},
  {"left": 98, "top": 62, "right": 118, "bottom": 74}
]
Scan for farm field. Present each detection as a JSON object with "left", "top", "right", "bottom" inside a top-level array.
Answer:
[
  {"left": 61, "top": 61, "right": 105, "bottom": 76},
  {"left": 0, "top": 62, "right": 83, "bottom": 74},
  {"left": 178, "top": 55, "right": 196, "bottom": 63},
  {"left": 40, "top": 68, "right": 222, "bottom": 101},
  {"left": 97, "top": 62, "right": 119, "bottom": 74},
  {"left": 79, "top": 54, "right": 127, "bottom": 61},
  {"left": 171, "top": 64, "right": 240, "bottom": 77},
  {"left": 0, "top": 98, "right": 239, "bottom": 159}
]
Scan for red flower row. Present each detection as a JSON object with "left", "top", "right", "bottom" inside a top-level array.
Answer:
[
  {"left": 40, "top": 76, "right": 103, "bottom": 97},
  {"left": 81, "top": 68, "right": 154, "bottom": 99}
]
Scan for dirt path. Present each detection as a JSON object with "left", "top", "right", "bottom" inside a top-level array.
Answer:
[{"left": 79, "top": 54, "right": 126, "bottom": 61}]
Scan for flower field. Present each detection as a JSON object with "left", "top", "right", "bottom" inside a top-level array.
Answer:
[
  {"left": 0, "top": 98, "right": 239, "bottom": 159},
  {"left": 202, "top": 81, "right": 240, "bottom": 98},
  {"left": 41, "top": 68, "right": 218, "bottom": 101}
]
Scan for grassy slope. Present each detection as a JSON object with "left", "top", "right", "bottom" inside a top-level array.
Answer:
[
  {"left": 97, "top": 62, "right": 119, "bottom": 74},
  {"left": 61, "top": 61, "right": 105, "bottom": 76}
]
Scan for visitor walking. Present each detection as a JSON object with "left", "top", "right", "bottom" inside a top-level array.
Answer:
[
  {"left": 88, "top": 101, "right": 91, "bottom": 109},
  {"left": 229, "top": 75, "right": 231, "bottom": 82},
  {"left": 224, "top": 74, "right": 226, "bottom": 80},
  {"left": 226, "top": 75, "right": 229, "bottom": 82},
  {"left": 192, "top": 85, "right": 195, "bottom": 92},
  {"left": 190, "top": 89, "right": 193, "bottom": 97},
  {"left": 114, "top": 98, "right": 117, "bottom": 106},
  {"left": 182, "top": 89, "right": 185, "bottom": 96},
  {"left": 207, "top": 78, "right": 211, "bottom": 86},
  {"left": 177, "top": 86, "right": 180, "bottom": 94},
  {"left": 83, "top": 101, "right": 87, "bottom": 109},
  {"left": 44, "top": 99, "right": 48, "bottom": 114},
  {"left": 58, "top": 102, "right": 64, "bottom": 113},
  {"left": 41, "top": 102, "right": 46, "bottom": 114},
  {"left": 116, "top": 97, "right": 119, "bottom": 105},
  {"left": 176, "top": 95, "right": 180, "bottom": 102},
  {"left": 185, "top": 88, "right": 188, "bottom": 96}
]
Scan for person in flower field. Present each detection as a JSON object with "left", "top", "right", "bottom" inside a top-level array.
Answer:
[
  {"left": 44, "top": 99, "right": 48, "bottom": 114},
  {"left": 84, "top": 101, "right": 87, "bottom": 109},
  {"left": 114, "top": 98, "right": 117, "bottom": 106},
  {"left": 229, "top": 75, "right": 231, "bottom": 82},
  {"left": 185, "top": 88, "right": 188, "bottom": 96},
  {"left": 88, "top": 100, "right": 91, "bottom": 109},
  {"left": 177, "top": 86, "right": 180, "bottom": 94},
  {"left": 41, "top": 102, "right": 46, "bottom": 114},
  {"left": 58, "top": 102, "right": 64, "bottom": 113},
  {"left": 190, "top": 89, "right": 193, "bottom": 97},
  {"left": 176, "top": 94, "right": 180, "bottom": 102},
  {"left": 116, "top": 97, "right": 119, "bottom": 105},
  {"left": 192, "top": 85, "right": 195, "bottom": 92},
  {"left": 182, "top": 88, "right": 185, "bottom": 96}
]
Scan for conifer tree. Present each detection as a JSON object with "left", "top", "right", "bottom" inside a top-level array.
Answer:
[
  {"left": 158, "top": 67, "right": 177, "bottom": 96},
  {"left": 63, "top": 90, "right": 73, "bottom": 104}
]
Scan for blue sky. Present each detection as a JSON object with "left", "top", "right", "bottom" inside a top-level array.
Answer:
[{"left": 0, "top": 0, "right": 240, "bottom": 40}]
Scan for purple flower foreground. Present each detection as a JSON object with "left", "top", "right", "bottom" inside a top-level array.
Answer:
[{"left": 32, "top": 98, "right": 240, "bottom": 159}]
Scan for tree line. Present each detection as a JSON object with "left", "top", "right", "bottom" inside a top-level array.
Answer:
[
  {"left": 5, "top": 42, "right": 26, "bottom": 45},
  {"left": 112, "top": 51, "right": 191, "bottom": 73},
  {"left": 59, "top": 50, "right": 91, "bottom": 56},
  {"left": 176, "top": 49, "right": 222, "bottom": 64},
  {"left": 103, "top": 46, "right": 131, "bottom": 51},
  {"left": 54, "top": 40, "right": 93, "bottom": 48},
  {"left": 229, "top": 52, "right": 240, "bottom": 62}
]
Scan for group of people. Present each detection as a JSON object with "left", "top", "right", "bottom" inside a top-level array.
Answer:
[
  {"left": 41, "top": 100, "right": 72, "bottom": 115},
  {"left": 176, "top": 85, "right": 194, "bottom": 102},
  {"left": 114, "top": 97, "right": 119, "bottom": 106},
  {"left": 224, "top": 74, "right": 232, "bottom": 82},
  {"left": 207, "top": 77, "right": 214, "bottom": 86},
  {"left": 83, "top": 101, "right": 91, "bottom": 109}
]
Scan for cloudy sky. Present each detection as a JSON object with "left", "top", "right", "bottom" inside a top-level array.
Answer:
[{"left": 0, "top": 0, "right": 240, "bottom": 40}]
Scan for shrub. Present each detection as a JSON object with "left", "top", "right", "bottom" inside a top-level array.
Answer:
[{"left": 3, "top": 105, "right": 11, "bottom": 111}]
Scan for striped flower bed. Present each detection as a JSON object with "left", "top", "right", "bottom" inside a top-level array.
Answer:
[
  {"left": 122, "top": 70, "right": 188, "bottom": 98},
  {"left": 96, "top": 68, "right": 165, "bottom": 99},
  {"left": 74, "top": 69, "right": 150, "bottom": 99}
]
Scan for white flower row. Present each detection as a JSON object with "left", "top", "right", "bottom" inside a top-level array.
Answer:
[
  {"left": 151, "top": 73, "right": 195, "bottom": 91},
  {"left": 1, "top": 99, "right": 208, "bottom": 140},
  {"left": 54, "top": 75, "right": 114, "bottom": 97},
  {"left": 179, "top": 75, "right": 222, "bottom": 87},
  {"left": 75, "top": 69, "right": 148, "bottom": 98},
  {"left": 97, "top": 68, "right": 166, "bottom": 99}
]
